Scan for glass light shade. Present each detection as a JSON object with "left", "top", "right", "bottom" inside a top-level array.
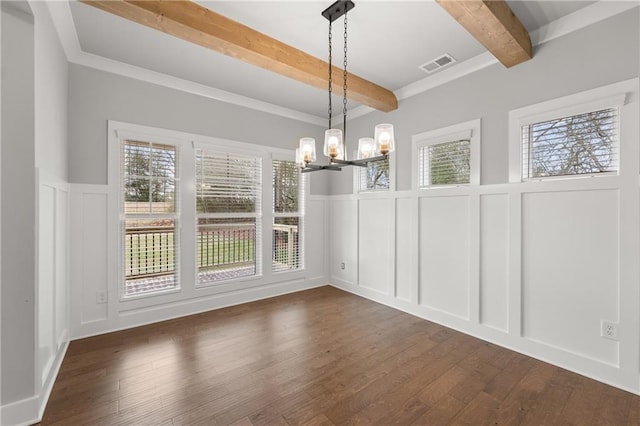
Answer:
[
  {"left": 323, "top": 128, "right": 344, "bottom": 160},
  {"left": 357, "top": 137, "right": 375, "bottom": 159},
  {"left": 374, "top": 123, "right": 395, "bottom": 155},
  {"left": 299, "top": 137, "right": 316, "bottom": 163},
  {"left": 295, "top": 148, "right": 305, "bottom": 167}
]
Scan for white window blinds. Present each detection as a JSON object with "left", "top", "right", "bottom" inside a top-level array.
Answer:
[
  {"left": 272, "top": 159, "right": 304, "bottom": 272},
  {"left": 196, "top": 151, "right": 262, "bottom": 214},
  {"left": 121, "top": 140, "right": 180, "bottom": 297},
  {"left": 522, "top": 108, "right": 618, "bottom": 180},
  {"left": 358, "top": 156, "right": 390, "bottom": 192},
  {"left": 195, "top": 149, "right": 262, "bottom": 284},
  {"left": 419, "top": 139, "right": 471, "bottom": 187}
]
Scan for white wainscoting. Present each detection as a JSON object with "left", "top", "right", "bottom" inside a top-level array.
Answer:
[
  {"left": 305, "top": 198, "right": 328, "bottom": 283},
  {"left": 35, "top": 168, "right": 70, "bottom": 423},
  {"left": 329, "top": 177, "right": 640, "bottom": 394},
  {"left": 329, "top": 198, "right": 357, "bottom": 287},
  {"left": 359, "top": 198, "right": 394, "bottom": 296},
  {"left": 394, "top": 197, "right": 417, "bottom": 303},
  {"left": 522, "top": 189, "right": 620, "bottom": 366},
  {"left": 419, "top": 195, "right": 472, "bottom": 319},
  {"left": 69, "top": 184, "right": 329, "bottom": 339},
  {"left": 479, "top": 193, "right": 509, "bottom": 332}
]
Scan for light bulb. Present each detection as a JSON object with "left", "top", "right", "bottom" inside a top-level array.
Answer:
[
  {"left": 358, "top": 137, "right": 375, "bottom": 159},
  {"left": 323, "top": 128, "right": 344, "bottom": 160},
  {"left": 374, "top": 124, "right": 395, "bottom": 155},
  {"left": 299, "top": 137, "right": 316, "bottom": 164}
]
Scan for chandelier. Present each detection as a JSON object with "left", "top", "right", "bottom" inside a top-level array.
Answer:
[{"left": 296, "top": 0, "right": 395, "bottom": 173}]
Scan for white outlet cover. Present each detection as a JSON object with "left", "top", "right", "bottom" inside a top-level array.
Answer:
[
  {"left": 601, "top": 320, "right": 619, "bottom": 341},
  {"left": 96, "top": 291, "right": 107, "bottom": 304}
]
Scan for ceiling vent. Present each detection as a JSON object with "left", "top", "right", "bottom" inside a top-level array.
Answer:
[{"left": 419, "top": 54, "right": 456, "bottom": 74}]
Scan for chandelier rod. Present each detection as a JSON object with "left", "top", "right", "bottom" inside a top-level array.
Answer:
[
  {"left": 299, "top": 0, "right": 393, "bottom": 174},
  {"left": 328, "top": 20, "right": 333, "bottom": 130},
  {"left": 342, "top": 9, "right": 348, "bottom": 145}
]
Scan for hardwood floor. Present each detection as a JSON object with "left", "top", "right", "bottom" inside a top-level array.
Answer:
[{"left": 41, "top": 286, "right": 639, "bottom": 425}]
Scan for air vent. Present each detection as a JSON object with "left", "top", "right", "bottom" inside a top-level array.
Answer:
[{"left": 419, "top": 54, "right": 456, "bottom": 74}]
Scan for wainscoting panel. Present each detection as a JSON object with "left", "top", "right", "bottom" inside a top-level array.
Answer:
[
  {"left": 305, "top": 198, "right": 327, "bottom": 281},
  {"left": 522, "top": 189, "right": 620, "bottom": 365},
  {"left": 480, "top": 193, "right": 509, "bottom": 332},
  {"left": 419, "top": 195, "right": 471, "bottom": 319},
  {"left": 328, "top": 180, "right": 639, "bottom": 395},
  {"left": 329, "top": 198, "right": 357, "bottom": 286},
  {"left": 55, "top": 190, "right": 69, "bottom": 348},
  {"left": 35, "top": 168, "right": 70, "bottom": 425},
  {"left": 38, "top": 183, "right": 56, "bottom": 384},
  {"left": 395, "top": 197, "right": 416, "bottom": 303},
  {"left": 70, "top": 184, "right": 329, "bottom": 339},
  {"left": 79, "top": 191, "right": 109, "bottom": 324},
  {"left": 358, "top": 198, "right": 394, "bottom": 295}
]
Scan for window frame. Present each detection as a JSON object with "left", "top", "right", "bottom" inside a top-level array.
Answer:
[
  {"left": 271, "top": 154, "right": 305, "bottom": 273},
  {"left": 193, "top": 144, "right": 264, "bottom": 286},
  {"left": 509, "top": 84, "right": 628, "bottom": 183},
  {"left": 108, "top": 121, "right": 307, "bottom": 306},
  {"left": 112, "top": 129, "right": 185, "bottom": 301},
  {"left": 353, "top": 151, "right": 396, "bottom": 194},
  {"left": 412, "top": 119, "right": 481, "bottom": 190}
]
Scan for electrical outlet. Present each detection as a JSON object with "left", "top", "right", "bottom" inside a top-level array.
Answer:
[
  {"left": 340, "top": 262, "right": 346, "bottom": 270},
  {"left": 96, "top": 291, "right": 107, "bottom": 304},
  {"left": 601, "top": 320, "right": 619, "bottom": 341}
]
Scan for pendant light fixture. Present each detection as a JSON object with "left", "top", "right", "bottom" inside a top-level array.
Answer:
[{"left": 296, "top": 0, "right": 395, "bottom": 173}]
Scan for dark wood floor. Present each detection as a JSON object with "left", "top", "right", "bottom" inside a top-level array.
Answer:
[{"left": 41, "top": 286, "right": 639, "bottom": 425}]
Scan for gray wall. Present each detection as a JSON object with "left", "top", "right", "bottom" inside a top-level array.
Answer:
[
  {"left": 68, "top": 64, "right": 329, "bottom": 194},
  {"left": 1, "top": 2, "right": 36, "bottom": 405},
  {"left": 332, "top": 8, "right": 640, "bottom": 193},
  {"left": 34, "top": 2, "right": 68, "bottom": 180}
]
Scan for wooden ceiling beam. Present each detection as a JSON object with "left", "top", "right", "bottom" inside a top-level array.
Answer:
[
  {"left": 436, "top": 0, "right": 532, "bottom": 68},
  {"left": 79, "top": 0, "right": 398, "bottom": 112}
]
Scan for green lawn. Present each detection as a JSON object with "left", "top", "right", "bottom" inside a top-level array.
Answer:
[{"left": 125, "top": 231, "right": 257, "bottom": 277}]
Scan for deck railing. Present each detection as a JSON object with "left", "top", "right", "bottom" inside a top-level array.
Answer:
[
  {"left": 196, "top": 223, "right": 255, "bottom": 270},
  {"left": 273, "top": 224, "right": 299, "bottom": 270},
  {"left": 125, "top": 222, "right": 300, "bottom": 279},
  {"left": 125, "top": 226, "right": 175, "bottom": 278}
]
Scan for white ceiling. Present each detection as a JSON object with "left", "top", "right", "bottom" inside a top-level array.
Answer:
[{"left": 65, "top": 1, "right": 597, "bottom": 120}]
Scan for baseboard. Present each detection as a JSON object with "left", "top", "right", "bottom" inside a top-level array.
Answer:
[
  {"left": 1, "top": 396, "right": 39, "bottom": 426},
  {"left": 328, "top": 281, "right": 640, "bottom": 396},
  {"left": 1, "top": 337, "right": 69, "bottom": 426},
  {"left": 73, "top": 277, "right": 329, "bottom": 340},
  {"left": 38, "top": 339, "right": 70, "bottom": 421}
]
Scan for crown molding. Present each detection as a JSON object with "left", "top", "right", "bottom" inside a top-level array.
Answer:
[
  {"left": 46, "top": 1, "right": 327, "bottom": 127},
  {"left": 47, "top": 1, "right": 638, "bottom": 126},
  {"left": 77, "top": 50, "right": 327, "bottom": 126},
  {"left": 529, "top": 0, "right": 639, "bottom": 47},
  {"left": 347, "top": 51, "right": 497, "bottom": 121},
  {"left": 348, "top": 0, "right": 639, "bottom": 121}
]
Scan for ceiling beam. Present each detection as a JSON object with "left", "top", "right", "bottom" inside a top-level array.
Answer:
[
  {"left": 79, "top": 0, "right": 398, "bottom": 113},
  {"left": 435, "top": 0, "right": 532, "bottom": 68}
]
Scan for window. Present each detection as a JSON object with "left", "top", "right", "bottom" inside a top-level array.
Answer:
[
  {"left": 509, "top": 81, "right": 631, "bottom": 183},
  {"left": 357, "top": 156, "right": 390, "bottom": 192},
  {"left": 121, "top": 140, "right": 180, "bottom": 297},
  {"left": 195, "top": 149, "right": 262, "bottom": 284},
  {"left": 419, "top": 139, "right": 470, "bottom": 187},
  {"left": 110, "top": 121, "right": 310, "bottom": 303},
  {"left": 412, "top": 119, "right": 480, "bottom": 189},
  {"left": 272, "top": 159, "right": 304, "bottom": 272},
  {"left": 521, "top": 108, "right": 618, "bottom": 180}
]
